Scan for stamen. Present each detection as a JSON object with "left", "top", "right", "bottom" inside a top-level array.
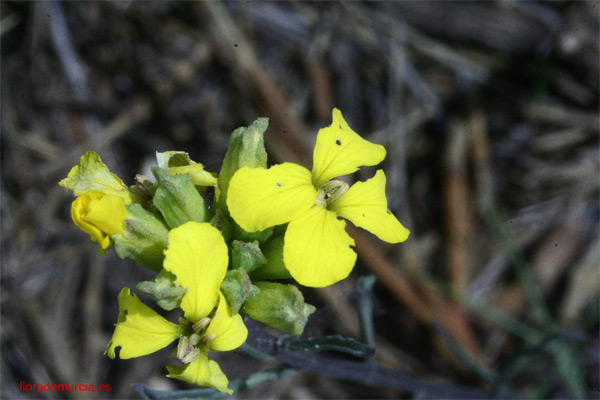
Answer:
[
  {"left": 181, "top": 348, "right": 200, "bottom": 364},
  {"left": 192, "top": 317, "right": 211, "bottom": 333},
  {"left": 315, "top": 180, "right": 349, "bottom": 207},
  {"left": 189, "top": 333, "right": 201, "bottom": 346},
  {"left": 176, "top": 336, "right": 189, "bottom": 360},
  {"left": 315, "top": 190, "right": 327, "bottom": 207},
  {"left": 200, "top": 333, "right": 216, "bottom": 343}
]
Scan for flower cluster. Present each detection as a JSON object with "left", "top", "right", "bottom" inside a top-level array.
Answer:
[{"left": 59, "top": 109, "right": 409, "bottom": 393}]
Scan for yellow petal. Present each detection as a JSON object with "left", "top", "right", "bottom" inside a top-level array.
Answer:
[
  {"left": 59, "top": 151, "right": 134, "bottom": 203},
  {"left": 330, "top": 170, "right": 410, "bottom": 243},
  {"left": 163, "top": 222, "right": 228, "bottom": 322},
  {"left": 227, "top": 164, "right": 317, "bottom": 232},
  {"left": 71, "top": 191, "right": 129, "bottom": 251},
  {"left": 206, "top": 292, "right": 248, "bottom": 352},
  {"left": 312, "top": 109, "right": 386, "bottom": 188},
  {"left": 105, "top": 288, "right": 180, "bottom": 359},
  {"left": 169, "top": 164, "right": 218, "bottom": 187},
  {"left": 284, "top": 206, "right": 357, "bottom": 287},
  {"left": 167, "top": 356, "right": 232, "bottom": 394},
  {"left": 157, "top": 150, "right": 218, "bottom": 187}
]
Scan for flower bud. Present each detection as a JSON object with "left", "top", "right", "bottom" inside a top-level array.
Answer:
[
  {"left": 136, "top": 269, "right": 187, "bottom": 311},
  {"left": 250, "top": 235, "right": 292, "bottom": 280},
  {"left": 216, "top": 118, "right": 268, "bottom": 211},
  {"left": 231, "top": 240, "right": 266, "bottom": 274},
  {"left": 209, "top": 209, "right": 233, "bottom": 242},
  {"left": 113, "top": 203, "right": 170, "bottom": 272},
  {"left": 152, "top": 167, "right": 208, "bottom": 229},
  {"left": 241, "top": 281, "right": 315, "bottom": 336},
  {"left": 220, "top": 269, "right": 258, "bottom": 315}
]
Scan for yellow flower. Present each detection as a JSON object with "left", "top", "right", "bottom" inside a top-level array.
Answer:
[
  {"left": 71, "top": 190, "right": 129, "bottom": 253},
  {"left": 60, "top": 151, "right": 136, "bottom": 253},
  {"left": 105, "top": 222, "right": 247, "bottom": 394},
  {"left": 227, "top": 109, "right": 410, "bottom": 287}
]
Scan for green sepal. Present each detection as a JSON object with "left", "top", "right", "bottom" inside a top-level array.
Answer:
[
  {"left": 241, "top": 281, "right": 315, "bottom": 336},
  {"left": 217, "top": 118, "right": 268, "bottom": 211},
  {"left": 112, "top": 203, "right": 169, "bottom": 272},
  {"left": 220, "top": 269, "right": 258, "bottom": 315},
  {"left": 129, "top": 174, "right": 157, "bottom": 211},
  {"left": 136, "top": 269, "right": 187, "bottom": 311},
  {"left": 231, "top": 240, "right": 266, "bottom": 274},
  {"left": 251, "top": 235, "right": 292, "bottom": 280},
  {"left": 152, "top": 167, "right": 208, "bottom": 228},
  {"left": 209, "top": 208, "right": 233, "bottom": 243}
]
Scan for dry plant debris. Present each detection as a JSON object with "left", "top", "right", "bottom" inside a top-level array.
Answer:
[{"left": 1, "top": 1, "right": 598, "bottom": 399}]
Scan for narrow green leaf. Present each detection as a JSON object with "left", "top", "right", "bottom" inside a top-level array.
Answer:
[
  {"left": 356, "top": 275, "right": 376, "bottom": 347},
  {"left": 280, "top": 335, "right": 376, "bottom": 359},
  {"left": 132, "top": 365, "right": 294, "bottom": 399}
]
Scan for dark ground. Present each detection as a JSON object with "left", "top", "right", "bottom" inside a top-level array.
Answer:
[{"left": 1, "top": 1, "right": 599, "bottom": 399}]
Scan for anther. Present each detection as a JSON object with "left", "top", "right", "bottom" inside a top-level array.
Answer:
[
  {"left": 176, "top": 336, "right": 189, "bottom": 360},
  {"left": 192, "top": 317, "right": 211, "bottom": 333},
  {"left": 200, "top": 333, "right": 216, "bottom": 343},
  {"left": 181, "top": 348, "right": 200, "bottom": 364},
  {"left": 315, "top": 180, "right": 349, "bottom": 207},
  {"left": 189, "top": 333, "right": 201, "bottom": 346}
]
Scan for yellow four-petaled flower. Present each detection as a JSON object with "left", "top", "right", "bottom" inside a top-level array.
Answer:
[
  {"left": 105, "top": 222, "right": 248, "bottom": 394},
  {"left": 227, "top": 108, "right": 410, "bottom": 287}
]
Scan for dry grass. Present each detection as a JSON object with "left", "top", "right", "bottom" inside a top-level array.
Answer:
[{"left": 1, "top": 2, "right": 598, "bottom": 399}]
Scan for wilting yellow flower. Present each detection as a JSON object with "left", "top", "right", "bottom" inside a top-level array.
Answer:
[
  {"left": 105, "top": 222, "right": 247, "bottom": 394},
  {"left": 71, "top": 190, "right": 129, "bottom": 253},
  {"left": 59, "top": 151, "right": 135, "bottom": 253},
  {"left": 59, "top": 151, "right": 135, "bottom": 203},
  {"left": 156, "top": 151, "right": 218, "bottom": 188},
  {"left": 227, "top": 109, "right": 409, "bottom": 287}
]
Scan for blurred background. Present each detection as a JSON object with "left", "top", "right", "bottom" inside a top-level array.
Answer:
[{"left": 1, "top": 1, "right": 598, "bottom": 399}]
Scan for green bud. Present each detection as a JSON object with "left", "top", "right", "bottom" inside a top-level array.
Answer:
[
  {"left": 217, "top": 118, "right": 268, "bottom": 211},
  {"left": 232, "top": 224, "right": 273, "bottom": 244},
  {"left": 209, "top": 208, "right": 233, "bottom": 242},
  {"left": 231, "top": 240, "right": 266, "bottom": 274},
  {"left": 220, "top": 269, "right": 258, "bottom": 315},
  {"left": 113, "top": 203, "right": 169, "bottom": 272},
  {"left": 241, "top": 281, "right": 316, "bottom": 336},
  {"left": 152, "top": 167, "right": 208, "bottom": 229},
  {"left": 137, "top": 269, "right": 187, "bottom": 311},
  {"left": 251, "top": 235, "right": 292, "bottom": 280}
]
